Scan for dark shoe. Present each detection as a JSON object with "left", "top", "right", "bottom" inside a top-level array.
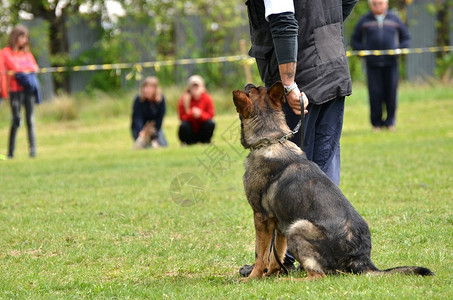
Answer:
[
  {"left": 239, "top": 262, "right": 296, "bottom": 277},
  {"left": 239, "top": 264, "right": 254, "bottom": 277},
  {"left": 282, "top": 262, "right": 296, "bottom": 274}
]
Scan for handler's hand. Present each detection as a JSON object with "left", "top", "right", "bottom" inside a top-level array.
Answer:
[{"left": 287, "top": 87, "right": 308, "bottom": 115}]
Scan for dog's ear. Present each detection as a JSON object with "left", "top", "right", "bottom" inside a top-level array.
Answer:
[
  {"left": 232, "top": 90, "right": 252, "bottom": 118},
  {"left": 268, "top": 81, "right": 285, "bottom": 109},
  {"left": 244, "top": 83, "right": 256, "bottom": 94}
]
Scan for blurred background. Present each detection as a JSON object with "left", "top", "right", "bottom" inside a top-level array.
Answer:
[{"left": 0, "top": 0, "right": 451, "bottom": 101}]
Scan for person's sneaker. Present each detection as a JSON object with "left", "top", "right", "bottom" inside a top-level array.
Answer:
[
  {"left": 283, "top": 262, "right": 296, "bottom": 274},
  {"left": 239, "top": 262, "right": 296, "bottom": 277},
  {"left": 239, "top": 264, "right": 254, "bottom": 277}
]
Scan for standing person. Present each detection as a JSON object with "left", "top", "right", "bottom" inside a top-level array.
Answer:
[
  {"left": 131, "top": 76, "right": 168, "bottom": 148},
  {"left": 177, "top": 75, "right": 215, "bottom": 145},
  {"left": 2, "top": 25, "right": 40, "bottom": 159},
  {"left": 351, "top": 0, "right": 410, "bottom": 131},
  {"left": 0, "top": 50, "right": 7, "bottom": 104},
  {"left": 240, "top": 0, "right": 358, "bottom": 276}
]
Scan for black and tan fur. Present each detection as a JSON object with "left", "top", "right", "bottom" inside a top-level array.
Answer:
[
  {"left": 233, "top": 82, "right": 433, "bottom": 280},
  {"left": 134, "top": 120, "right": 159, "bottom": 149}
]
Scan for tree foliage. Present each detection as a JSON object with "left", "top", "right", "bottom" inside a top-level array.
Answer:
[{"left": 0, "top": 0, "right": 451, "bottom": 91}]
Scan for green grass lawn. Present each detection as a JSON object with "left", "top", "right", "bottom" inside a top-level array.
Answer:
[{"left": 0, "top": 82, "right": 452, "bottom": 298}]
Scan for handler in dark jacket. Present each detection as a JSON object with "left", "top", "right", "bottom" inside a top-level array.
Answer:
[
  {"left": 351, "top": 0, "right": 410, "bottom": 131},
  {"left": 246, "top": 0, "right": 357, "bottom": 186},
  {"left": 240, "top": 0, "right": 358, "bottom": 276}
]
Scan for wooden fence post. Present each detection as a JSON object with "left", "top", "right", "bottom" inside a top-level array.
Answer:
[{"left": 240, "top": 39, "right": 253, "bottom": 83}]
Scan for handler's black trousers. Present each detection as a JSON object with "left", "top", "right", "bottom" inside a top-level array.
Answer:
[
  {"left": 366, "top": 64, "right": 399, "bottom": 128},
  {"left": 8, "top": 91, "right": 36, "bottom": 158}
]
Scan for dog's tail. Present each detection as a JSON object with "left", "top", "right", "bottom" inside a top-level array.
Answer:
[
  {"left": 356, "top": 259, "right": 433, "bottom": 276},
  {"left": 365, "top": 266, "right": 433, "bottom": 276},
  {"left": 377, "top": 266, "right": 434, "bottom": 276}
]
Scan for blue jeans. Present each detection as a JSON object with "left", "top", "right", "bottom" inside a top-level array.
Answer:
[
  {"left": 156, "top": 129, "right": 168, "bottom": 147},
  {"left": 283, "top": 97, "right": 344, "bottom": 186},
  {"left": 8, "top": 91, "right": 36, "bottom": 157}
]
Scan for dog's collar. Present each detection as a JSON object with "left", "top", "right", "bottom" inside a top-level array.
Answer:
[
  {"left": 247, "top": 132, "right": 293, "bottom": 151},
  {"left": 246, "top": 119, "right": 302, "bottom": 152}
]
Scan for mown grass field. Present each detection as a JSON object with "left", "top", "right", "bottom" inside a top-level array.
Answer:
[{"left": 0, "top": 82, "right": 452, "bottom": 298}]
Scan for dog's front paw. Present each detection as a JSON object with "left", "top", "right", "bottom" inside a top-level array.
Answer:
[
  {"left": 248, "top": 267, "right": 267, "bottom": 279},
  {"left": 266, "top": 269, "right": 281, "bottom": 277}
]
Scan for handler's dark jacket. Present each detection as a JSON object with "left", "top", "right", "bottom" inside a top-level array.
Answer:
[
  {"left": 351, "top": 11, "right": 410, "bottom": 67},
  {"left": 246, "top": 0, "right": 357, "bottom": 105}
]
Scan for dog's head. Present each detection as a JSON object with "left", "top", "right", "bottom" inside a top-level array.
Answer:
[
  {"left": 232, "top": 81, "right": 285, "bottom": 119},
  {"left": 232, "top": 82, "right": 290, "bottom": 149}
]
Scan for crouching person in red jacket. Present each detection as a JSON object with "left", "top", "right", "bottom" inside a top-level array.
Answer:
[{"left": 177, "top": 75, "right": 215, "bottom": 145}]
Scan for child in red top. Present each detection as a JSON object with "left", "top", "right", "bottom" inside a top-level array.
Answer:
[
  {"left": 177, "top": 75, "right": 215, "bottom": 145},
  {"left": 2, "top": 24, "right": 40, "bottom": 158}
]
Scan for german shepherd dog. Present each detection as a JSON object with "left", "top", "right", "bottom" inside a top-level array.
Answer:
[
  {"left": 134, "top": 121, "right": 159, "bottom": 149},
  {"left": 232, "top": 82, "right": 433, "bottom": 280}
]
